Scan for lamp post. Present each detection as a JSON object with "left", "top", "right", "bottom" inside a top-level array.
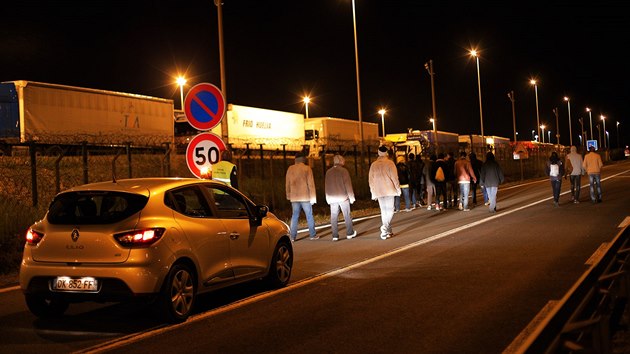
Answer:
[
  {"left": 214, "top": 0, "right": 228, "bottom": 143},
  {"left": 508, "top": 91, "right": 516, "bottom": 142},
  {"left": 430, "top": 118, "right": 436, "bottom": 131},
  {"left": 617, "top": 121, "right": 621, "bottom": 148},
  {"left": 540, "top": 125, "right": 546, "bottom": 143},
  {"left": 548, "top": 130, "right": 551, "bottom": 144},
  {"left": 601, "top": 115, "right": 607, "bottom": 149},
  {"left": 586, "top": 107, "right": 593, "bottom": 141},
  {"left": 596, "top": 124, "right": 601, "bottom": 149},
  {"left": 470, "top": 50, "right": 485, "bottom": 146},
  {"left": 303, "top": 96, "right": 311, "bottom": 119},
  {"left": 351, "top": 0, "right": 365, "bottom": 172},
  {"left": 425, "top": 59, "right": 438, "bottom": 150},
  {"left": 578, "top": 117, "right": 585, "bottom": 147},
  {"left": 530, "top": 79, "right": 541, "bottom": 141},
  {"left": 531, "top": 129, "right": 535, "bottom": 141},
  {"left": 552, "top": 107, "right": 560, "bottom": 147},
  {"left": 378, "top": 108, "right": 386, "bottom": 137},
  {"left": 176, "top": 76, "right": 187, "bottom": 110},
  {"left": 564, "top": 97, "right": 573, "bottom": 146}
]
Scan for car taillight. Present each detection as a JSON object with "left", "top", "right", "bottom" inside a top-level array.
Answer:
[
  {"left": 114, "top": 228, "right": 166, "bottom": 247},
  {"left": 26, "top": 228, "right": 44, "bottom": 245}
]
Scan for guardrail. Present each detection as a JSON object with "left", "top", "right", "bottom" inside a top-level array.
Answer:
[{"left": 516, "top": 225, "right": 630, "bottom": 353}]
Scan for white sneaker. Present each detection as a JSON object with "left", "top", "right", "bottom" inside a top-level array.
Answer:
[
  {"left": 332, "top": 236, "right": 339, "bottom": 241},
  {"left": 347, "top": 230, "right": 358, "bottom": 239}
]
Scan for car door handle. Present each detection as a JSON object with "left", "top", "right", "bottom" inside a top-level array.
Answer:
[{"left": 229, "top": 232, "right": 239, "bottom": 240}]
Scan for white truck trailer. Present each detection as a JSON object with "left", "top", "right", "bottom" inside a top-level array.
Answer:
[
  {"left": 0, "top": 80, "right": 174, "bottom": 154},
  {"left": 304, "top": 117, "right": 379, "bottom": 156}
]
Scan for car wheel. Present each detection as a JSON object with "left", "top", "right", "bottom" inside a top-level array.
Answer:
[
  {"left": 159, "top": 263, "right": 196, "bottom": 323},
  {"left": 265, "top": 240, "right": 293, "bottom": 288},
  {"left": 24, "top": 294, "right": 69, "bottom": 318}
]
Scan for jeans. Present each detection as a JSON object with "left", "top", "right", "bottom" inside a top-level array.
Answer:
[
  {"left": 550, "top": 179, "right": 562, "bottom": 203},
  {"left": 425, "top": 184, "right": 435, "bottom": 208},
  {"left": 459, "top": 182, "right": 471, "bottom": 209},
  {"left": 435, "top": 182, "right": 447, "bottom": 208},
  {"left": 395, "top": 187, "right": 411, "bottom": 211},
  {"left": 570, "top": 175, "right": 581, "bottom": 201},
  {"left": 588, "top": 173, "right": 602, "bottom": 202},
  {"left": 486, "top": 186, "right": 498, "bottom": 212},
  {"left": 290, "top": 201, "right": 316, "bottom": 240},
  {"left": 377, "top": 196, "right": 395, "bottom": 236},
  {"left": 330, "top": 199, "right": 354, "bottom": 238}
]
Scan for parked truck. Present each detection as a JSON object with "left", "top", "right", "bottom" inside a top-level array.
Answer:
[
  {"left": 0, "top": 80, "right": 175, "bottom": 155},
  {"left": 304, "top": 117, "right": 379, "bottom": 156}
]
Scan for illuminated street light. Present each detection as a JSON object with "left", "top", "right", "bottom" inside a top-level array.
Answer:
[
  {"left": 601, "top": 115, "right": 607, "bottom": 149},
  {"left": 470, "top": 50, "right": 485, "bottom": 146},
  {"left": 378, "top": 108, "right": 386, "bottom": 137},
  {"left": 586, "top": 107, "right": 593, "bottom": 141},
  {"left": 176, "top": 76, "right": 187, "bottom": 110},
  {"left": 540, "top": 124, "right": 546, "bottom": 143},
  {"left": 531, "top": 129, "right": 535, "bottom": 141},
  {"left": 351, "top": 0, "right": 365, "bottom": 171},
  {"left": 548, "top": 130, "right": 551, "bottom": 143},
  {"left": 564, "top": 97, "right": 573, "bottom": 146},
  {"left": 530, "top": 79, "right": 541, "bottom": 141},
  {"left": 617, "top": 121, "right": 621, "bottom": 148},
  {"left": 303, "top": 96, "right": 311, "bottom": 119},
  {"left": 430, "top": 118, "right": 436, "bottom": 131}
]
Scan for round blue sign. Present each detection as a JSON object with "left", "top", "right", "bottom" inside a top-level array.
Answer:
[{"left": 184, "top": 83, "right": 226, "bottom": 131}]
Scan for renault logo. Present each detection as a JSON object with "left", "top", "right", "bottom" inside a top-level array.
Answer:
[{"left": 71, "top": 229, "right": 80, "bottom": 242}]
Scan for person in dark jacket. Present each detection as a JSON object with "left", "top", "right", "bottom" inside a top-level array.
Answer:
[
  {"left": 445, "top": 152, "right": 458, "bottom": 208},
  {"left": 430, "top": 152, "right": 448, "bottom": 211},
  {"left": 407, "top": 153, "right": 425, "bottom": 207},
  {"left": 469, "top": 152, "right": 486, "bottom": 205},
  {"left": 479, "top": 151, "right": 504, "bottom": 213},
  {"left": 545, "top": 151, "right": 565, "bottom": 207},
  {"left": 395, "top": 156, "right": 412, "bottom": 211}
]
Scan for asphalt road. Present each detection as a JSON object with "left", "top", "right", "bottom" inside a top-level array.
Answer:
[{"left": 1, "top": 160, "right": 629, "bottom": 354}]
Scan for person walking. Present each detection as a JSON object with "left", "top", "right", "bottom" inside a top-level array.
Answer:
[
  {"left": 430, "top": 152, "right": 448, "bottom": 211},
  {"left": 469, "top": 152, "right": 486, "bottom": 206},
  {"left": 546, "top": 151, "right": 565, "bottom": 207},
  {"left": 454, "top": 151, "right": 476, "bottom": 211},
  {"left": 445, "top": 152, "right": 458, "bottom": 208},
  {"left": 407, "top": 153, "right": 425, "bottom": 207},
  {"left": 212, "top": 149, "right": 239, "bottom": 188},
  {"left": 424, "top": 154, "right": 437, "bottom": 211},
  {"left": 285, "top": 153, "right": 317, "bottom": 241},
  {"left": 395, "top": 155, "right": 412, "bottom": 212},
  {"left": 325, "top": 154, "right": 357, "bottom": 241},
  {"left": 583, "top": 146, "right": 604, "bottom": 203},
  {"left": 480, "top": 151, "right": 504, "bottom": 213},
  {"left": 369, "top": 145, "right": 401, "bottom": 240},
  {"left": 564, "top": 145, "right": 584, "bottom": 203}
]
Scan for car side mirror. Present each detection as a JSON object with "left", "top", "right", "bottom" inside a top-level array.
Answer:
[{"left": 250, "top": 205, "right": 268, "bottom": 226}]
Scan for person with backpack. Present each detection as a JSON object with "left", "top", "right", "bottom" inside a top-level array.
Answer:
[
  {"left": 546, "top": 151, "right": 565, "bottom": 207},
  {"left": 430, "top": 152, "right": 448, "bottom": 211},
  {"left": 395, "top": 155, "right": 412, "bottom": 212}
]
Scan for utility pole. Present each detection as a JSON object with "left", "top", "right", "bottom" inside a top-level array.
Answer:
[
  {"left": 215, "top": 0, "right": 228, "bottom": 144},
  {"left": 553, "top": 107, "right": 560, "bottom": 148},
  {"left": 508, "top": 91, "right": 516, "bottom": 142},
  {"left": 424, "top": 60, "right": 438, "bottom": 150}
]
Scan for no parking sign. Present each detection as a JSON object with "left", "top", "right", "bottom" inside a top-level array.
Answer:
[
  {"left": 184, "top": 83, "right": 226, "bottom": 131},
  {"left": 186, "top": 132, "right": 227, "bottom": 179}
]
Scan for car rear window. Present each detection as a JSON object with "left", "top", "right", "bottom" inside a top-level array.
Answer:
[{"left": 47, "top": 191, "right": 148, "bottom": 225}]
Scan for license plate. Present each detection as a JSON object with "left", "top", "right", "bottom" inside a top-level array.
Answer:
[{"left": 52, "top": 276, "right": 99, "bottom": 292}]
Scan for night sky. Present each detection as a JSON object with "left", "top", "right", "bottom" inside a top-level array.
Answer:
[{"left": 2, "top": 1, "right": 629, "bottom": 148}]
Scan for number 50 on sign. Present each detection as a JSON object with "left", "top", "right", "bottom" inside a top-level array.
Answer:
[{"left": 186, "top": 132, "right": 227, "bottom": 179}]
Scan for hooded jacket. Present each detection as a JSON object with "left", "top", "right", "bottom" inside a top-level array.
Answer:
[{"left": 565, "top": 146, "right": 584, "bottom": 176}]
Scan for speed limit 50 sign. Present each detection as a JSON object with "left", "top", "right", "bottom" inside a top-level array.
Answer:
[{"left": 186, "top": 132, "right": 227, "bottom": 179}]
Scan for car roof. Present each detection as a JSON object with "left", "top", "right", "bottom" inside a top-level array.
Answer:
[{"left": 62, "top": 178, "right": 213, "bottom": 197}]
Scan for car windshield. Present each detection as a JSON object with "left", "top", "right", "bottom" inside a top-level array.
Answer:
[{"left": 47, "top": 191, "right": 148, "bottom": 225}]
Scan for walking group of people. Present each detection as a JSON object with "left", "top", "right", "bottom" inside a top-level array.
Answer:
[
  {"left": 285, "top": 146, "right": 506, "bottom": 242},
  {"left": 547, "top": 145, "right": 604, "bottom": 206}
]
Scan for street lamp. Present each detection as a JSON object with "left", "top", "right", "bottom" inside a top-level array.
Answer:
[
  {"left": 430, "top": 118, "right": 436, "bottom": 131},
  {"left": 564, "top": 97, "right": 573, "bottom": 146},
  {"left": 531, "top": 129, "right": 535, "bottom": 141},
  {"left": 548, "top": 130, "right": 551, "bottom": 143},
  {"left": 350, "top": 0, "right": 365, "bottom": 171},
  {"left": 176, "top": 76, "right": 187, "bottom": 110},
  {"left": 586, "top": 107, "right": 593, "bottom": 141},
  {"left": 425, "top": 60, "right": 438, "bottom": 149},
  {"left": 617, "top": 121, "right": 621, "bottom": 148},
  {"left": 470, "top": 50, "right": 485, "bottom": 145},
  {"left": 508, "top": 91, "right": 516, "bottom": 142},
  {"left": 540, "top": 124, "right": 546, "bottom": 143},
  {"left": 530, "top": 79, "right": 541, "bottom": 141},
  {"left": 303, "top": 96, "right": 311, "bottom": 119},
  {"left": 601, "top": 115, "right": 607, "bottom": 149},
  {"left": 578, "top": 117, "right": 585, "bottom": 147},
  {"left": 378, "top": 108, "right": 386, "bottom": 137}
]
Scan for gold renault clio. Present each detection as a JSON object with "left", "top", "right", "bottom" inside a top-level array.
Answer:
[{"left": 19, "top": 178, "right": 293, "bottom": 322}]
